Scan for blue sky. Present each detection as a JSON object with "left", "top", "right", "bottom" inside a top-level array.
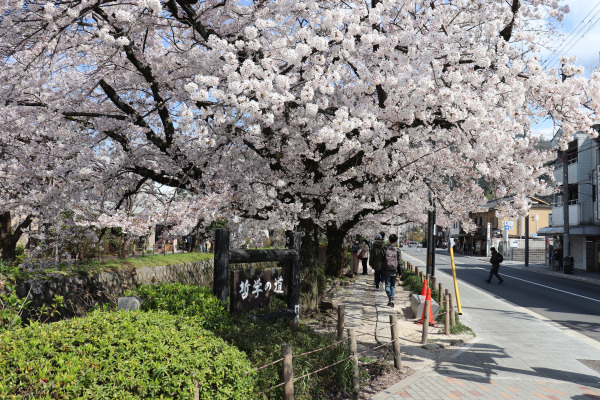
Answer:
[{"left": 532, "top": 0, "right": 600, "bottom": 139}]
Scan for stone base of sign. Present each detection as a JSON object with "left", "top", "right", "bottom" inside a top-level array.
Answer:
[
  {"left": 117, "top": 296, "right": 143, "bottom": 311},
  {"left": 410, "top": 294, "right": 439, "bottom": 319}
]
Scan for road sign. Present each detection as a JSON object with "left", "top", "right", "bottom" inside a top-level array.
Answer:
[{"left": 504, "top": 221, "right": 514, "bottom": 230}]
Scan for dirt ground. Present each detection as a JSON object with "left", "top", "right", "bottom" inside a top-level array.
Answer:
[{"left": 305, "top": 278, "right": 475, "bottom": 399}]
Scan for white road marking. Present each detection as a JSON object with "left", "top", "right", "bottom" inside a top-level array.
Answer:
[{"left": 403, "top": 252, "right": 600, "bottom": 303}]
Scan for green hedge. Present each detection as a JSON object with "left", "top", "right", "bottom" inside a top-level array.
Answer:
[
  {"left": 129, "top": 283, "right": 353, "bottom": 398},
  {"left": 0, "top": 310, "right": 255, "bottom": 399},
  {"left": 127, "top": 283, "right": 228, "bottom": 330}
]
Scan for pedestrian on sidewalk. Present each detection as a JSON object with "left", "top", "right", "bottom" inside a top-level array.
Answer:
[
  {"left": 382, "top": 234, "right": 402, "bottom": 306},
  {"left": 485, "top": 246, "right": 504, "bottom": 284},
  {"left": 350, "top": 239, "right": 360, "bottom": 276},
  {"left": 369, "top": 233, "right": 385, "bottom": 289},
  {"left": 360, "top": 239, "right": 370, "bottom": 275}
]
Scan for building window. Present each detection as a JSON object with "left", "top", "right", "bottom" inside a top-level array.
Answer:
[
  {"left": 567, "top": 141, "right": 578, "bottom": 164},
  {"left": 568, "top": 183, "right": 579, "bottom": 203}
]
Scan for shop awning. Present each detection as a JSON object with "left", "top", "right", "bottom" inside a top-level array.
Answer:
[
  {"left": 537, "top": 226, "right": 563, "bottom": 236},
  {"left": 537, "top": 226, "right": 600, "bottom": 236}
]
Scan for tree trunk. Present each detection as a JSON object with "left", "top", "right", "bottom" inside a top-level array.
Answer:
[
  {"left": 325, "top": 224, "right": 347, "bottom": 277},
  {"left": 119, "top": 235, "right": 130, "bottom": 259},
  {"left": 297, "top": 219, "right": 320, "bottom": 310},
  {"left": 0, "top": 211, "right": 32, "bottom": 263}
]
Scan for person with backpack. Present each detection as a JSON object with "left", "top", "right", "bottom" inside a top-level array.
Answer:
[
  {"left": 485, "top": 247, "right": 504, "bottom": 284},
  {"left": 369, "top": 233, "right": 385, "bottom": 289},
  {"left": 382, "top": 234, "right": 402, "bottom": 307},
  {"left": 360, "top": 239, "right": 370, "bottom": 275}
]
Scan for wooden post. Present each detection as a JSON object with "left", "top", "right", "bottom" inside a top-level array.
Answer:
[
  {"left": 421, "top": 300, "right": 430, "bottom": 344},
  {"left": 389, "top": 315, "right": 402, "bottom": 370},
  {"left": 282, "top": 343, "right": 294, "bottom": 400},
  {"left": 415, "top": 266, "right": 419, "bottom": 277},
  {"left": 426, "top": 274, "right": 430, "bottom": 285},
  {"left": 213, "top": 229, "right": 229, "bottom": 304},
  {"left": 431, "top": 276, "right": 436, "bottom": 293},
  {"left": 348, "top": 328, "right": 359, "bottom": 392},
  {"left": 439, "top": 282, "right": 444, "bottom": 303},
  {"left": 444, "top": 296, "right": 451, "bottom": 335},
  {"left": 337, "top": 305, "right": 345, "bottom": 342},
  {"left": 286, "top": 231, "right": 301, "bottom": 320},
  {"left": 449, "top": 292, "right": 455, "bottom": 328}
]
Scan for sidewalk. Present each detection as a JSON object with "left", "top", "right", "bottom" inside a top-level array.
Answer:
[{"left": 335, "top": 259, "right": 600, "bottom": 400}]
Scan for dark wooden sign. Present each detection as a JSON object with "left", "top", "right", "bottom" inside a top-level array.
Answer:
[
  {"left": 230, "top": 268, "right": 289, "bottom": 312},
  {"left": 213, "top": 229, "right": 301, "bottom": 320}
]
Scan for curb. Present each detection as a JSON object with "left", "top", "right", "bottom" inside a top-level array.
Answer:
[{"left": 516, "top": 265, "right": 600, "bottom": 286}]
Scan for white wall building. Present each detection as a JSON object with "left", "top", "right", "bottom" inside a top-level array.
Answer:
[{"left": 539, "top": 127, "right": 600, "bottom": 272}]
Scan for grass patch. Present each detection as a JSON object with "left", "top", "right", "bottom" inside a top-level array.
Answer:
[
  {"left": 77, "top": 252, "right": 212, "bottom": 273},
  {"left": 16, "top": 252, "right": 213, "bottom": 280},
  {"left": 450, "top": 316, "right": 475, "bottom": 335}
]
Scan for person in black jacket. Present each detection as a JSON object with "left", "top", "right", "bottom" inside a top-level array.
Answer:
[{"left": 485, "top": 247, "right": 504, "bottom": 284}]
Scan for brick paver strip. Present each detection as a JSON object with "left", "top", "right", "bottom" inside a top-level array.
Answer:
[{"left": 468, "top": 390, "right": 483, "bottom": 396}]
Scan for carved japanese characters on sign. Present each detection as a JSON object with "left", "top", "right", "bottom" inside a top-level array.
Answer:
[{"left": 231, "top": 268, "right": 288, "bottom": 312}]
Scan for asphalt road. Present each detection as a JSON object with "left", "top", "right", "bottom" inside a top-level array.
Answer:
[{"left": 401, "top": 247, "right": 600, "bottom": 343}]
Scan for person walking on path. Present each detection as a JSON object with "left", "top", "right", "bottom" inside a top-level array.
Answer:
[
  {"left": 485, "top": 246, "right": 504, "bottom": 283},
  {"left": 360, "top": 239, "right": 370, "bottom": 275},
  {"left": 370, "top": 233, "right": 385, "bottom": 289},
  {"left": 382, "top": 234, "right": 402, "bottom": 306},
  {"left": 350, "top": 239, "right": 360, "bottom": 276}
]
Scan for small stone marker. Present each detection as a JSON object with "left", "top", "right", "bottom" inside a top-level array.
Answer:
[{"left": 117, "top": 296, "right": 143, "bottom": 311}]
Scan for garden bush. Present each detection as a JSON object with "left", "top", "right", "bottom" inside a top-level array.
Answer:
[
  {"left": 127, "top": 283, "right": 229, "bottom": 330},
  {"left": 0, "top": 310, "right": 255, "bottom": 399}
]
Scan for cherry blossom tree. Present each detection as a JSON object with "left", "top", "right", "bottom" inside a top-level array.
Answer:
[{"left": 1, "top": 0, "right": 599, "bottom": 305}]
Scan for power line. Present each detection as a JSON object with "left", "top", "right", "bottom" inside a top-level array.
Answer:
[
  {"left": 545, "top": 4, "right": 600, "bottom": 70},
  {"left": 541, "top": 2, "right": 600, "bottom": 68}
]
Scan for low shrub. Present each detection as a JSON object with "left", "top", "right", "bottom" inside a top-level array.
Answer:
[
  {"left": 127, "top": 283, "right": 229, "bottom": 330},
  {"left": 0, "top": 310, "right": 255, "bottom": 399}
]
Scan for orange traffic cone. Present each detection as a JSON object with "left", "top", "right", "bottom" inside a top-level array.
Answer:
[
  {"left": 420, "top": 280, "right": 428, "bottom": 296},
  {"left": 417, "top": 288, "right": 436, "bottom": 326}
]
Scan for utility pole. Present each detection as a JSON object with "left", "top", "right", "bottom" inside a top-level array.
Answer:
[
  {"left": 431, "top": 207, "right": 436, "bottom": 277},
  {"left": 561, "top": 65, "right": 570, "bottom": 263},
  {"left": 426, "top": 194, "right": 436, "bottom": 277},
  {"left": 525, "top": 212, "right": 529, "bottom": 267}
]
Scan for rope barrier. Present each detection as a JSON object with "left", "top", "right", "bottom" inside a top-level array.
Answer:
[
  {"left": 374, "top": 323, "right": 395, "bottom": 333},
  {"left": 356, "top": 341, "right": 391, "bottom": 356},
  {"left": 250, "top": 357, "right": 284, "bottom": 374},
  {"left": 293, "top": 339, "right": 346, "bottom": 358},
  {"left": 292, "top": 354, "right": 354, "bottom": 382},
  {"left": 256, "top": 380, "right": 286, "bottom": 395}
]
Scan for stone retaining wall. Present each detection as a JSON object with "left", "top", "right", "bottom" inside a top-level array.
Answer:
[
  {"left": 14, "top": 260, "right": 215, "bottom": 321},
  {"left": 8, "top": 259, "right": 280, "bottom": 322}
]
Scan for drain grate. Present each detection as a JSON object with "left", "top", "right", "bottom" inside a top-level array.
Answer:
[{"left": 578, "top": 359, "right": 600, "bottom": 374}]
